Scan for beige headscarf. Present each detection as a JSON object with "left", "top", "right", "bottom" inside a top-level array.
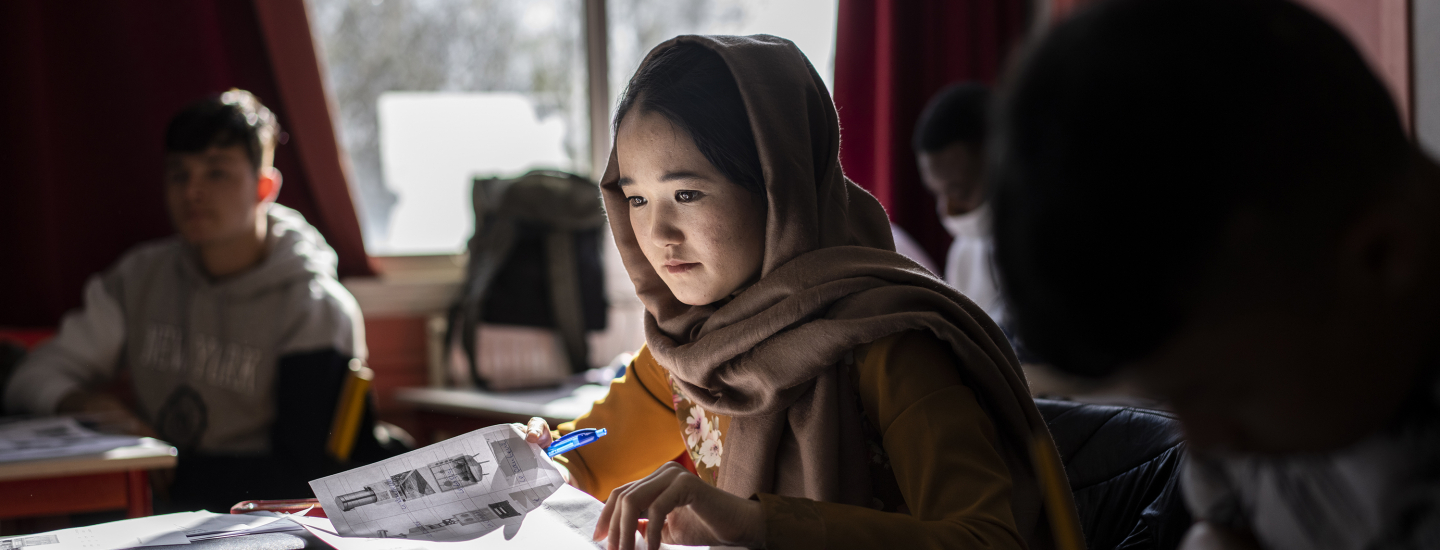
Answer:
[{"left": 600, "top": 34, "right": 1074, "bottom": 549}]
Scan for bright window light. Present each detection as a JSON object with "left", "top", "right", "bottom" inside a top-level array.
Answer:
[{"left": 376, "top": 93, "right": 571, "bottom": 255}]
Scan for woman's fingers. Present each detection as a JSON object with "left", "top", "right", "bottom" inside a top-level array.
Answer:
[
  {"left": 615, "top": 482, "right": 651, "bottom": 550},
  {"left": 644, "top": 479, "right": 696, "bottom": 550},
  {"left": 600, "top": 466, "right": 684, "bottom": 550},
  {"left": 524, "top": 417, "right": 552, "bottom": 448},
  {"left": 594, "top": 481, "right": 635, "bottom": 541}
]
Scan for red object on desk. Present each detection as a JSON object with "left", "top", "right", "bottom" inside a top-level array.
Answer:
[{"left": 230, "top": 499, "right": 328, "bottom": 517}]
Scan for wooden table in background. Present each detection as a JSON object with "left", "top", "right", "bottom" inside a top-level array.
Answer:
[
  {"left": 396, "top": 383, "right": 610, "bottom": 445},
  {"left": 0, "top": 438, "right": 177, "bottom": 519}
]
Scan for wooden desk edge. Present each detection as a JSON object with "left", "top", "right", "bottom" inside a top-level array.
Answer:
[
  {"left": 0, "top": 440, "right": 178, "bottom": 482},
  {"left": 395, "top": 388, "right": 582, "bottom": 424}
]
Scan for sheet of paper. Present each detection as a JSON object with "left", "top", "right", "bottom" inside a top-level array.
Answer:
[
  {"left": 310, "top": 424, "right": 566, "bottom": 542},
  {"left": 0, "top": 512, "right": 204, "bottom": 550},
  {"left": 302, "top": 484, "right": 718, "bottom": 550},
  {"left": 0, "top": 417, "right": 142, "bottom": 463},
  {"left": 286, "top": 515, "right": 338, "bottom": 534},
  {"left": 171, "top": 512, "right": 306, "bottom": 541}
]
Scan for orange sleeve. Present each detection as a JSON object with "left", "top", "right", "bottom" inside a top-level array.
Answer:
[
  {"left": 555, "top": 345, "right": 686, "bottom": 501},
  {"left": 761, "top": 331, "right": 1024, "bottom": 550}
]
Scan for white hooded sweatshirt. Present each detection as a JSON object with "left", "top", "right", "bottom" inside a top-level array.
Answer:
[
  {"left": 941, "top": 203, "right": 1006, "bottom": 328},
  {"left": 5, "top": 205, "right": 365, "bottom": 455}
]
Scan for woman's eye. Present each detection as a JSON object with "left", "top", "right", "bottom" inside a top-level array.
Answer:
[
  {"left": 627, "top": 196, "right": 647, "bottom": 207},
  {"left": 675, "top": 190, "right": 702, "bottom": 203}
]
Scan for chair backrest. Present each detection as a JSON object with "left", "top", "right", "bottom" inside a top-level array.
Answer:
[{"left": 1035, "top": 399, "right": 1192, "bottom": 550}]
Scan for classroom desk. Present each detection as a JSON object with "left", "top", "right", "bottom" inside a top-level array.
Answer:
[
  {"left": 0, "top": 438, "right": 177, "bottom": 520},
  {"left": 395, "top": 382, "right": 610, "bottom": 444}
]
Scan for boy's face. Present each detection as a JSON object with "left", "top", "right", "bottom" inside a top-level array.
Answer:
[
  {"left": 918, "top": 142, "right": 986, "bottom": 217},
  {"left": 164, "top": 145, "right": 262, "bottom": 246}
]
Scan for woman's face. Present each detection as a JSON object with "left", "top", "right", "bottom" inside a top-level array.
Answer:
[{"left": 616, "top": 109, "right": 767, "bottom": 306}]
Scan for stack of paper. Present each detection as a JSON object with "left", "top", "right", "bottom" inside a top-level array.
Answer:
[{"left": 0, "top": 417, "right": 142, "bottom": 463}]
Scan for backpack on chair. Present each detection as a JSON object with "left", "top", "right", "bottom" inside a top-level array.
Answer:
[{"left": 446, "top": 170, "right": 608, "bottom": 390}]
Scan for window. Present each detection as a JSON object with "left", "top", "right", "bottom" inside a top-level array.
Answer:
[
  {"left": 607, "top": 0, "right": 838, "bottom": 107},
  {"left": 309, "top": 0, "right": 588, "bottom": 256},
  {"left": 308, "top": 0, "right": 838, "bottom": 257}
]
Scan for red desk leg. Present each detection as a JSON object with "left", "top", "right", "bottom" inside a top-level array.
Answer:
[{"left": 125, "top": 470, "right": 152, "bottom": 518}]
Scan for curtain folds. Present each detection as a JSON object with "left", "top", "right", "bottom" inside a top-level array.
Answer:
[
  {"left": 833, "top": 0, "right": 1029, "bottom": 265},
  {"left": 0, "top": 0, "right": 373, "bottom": 328}
]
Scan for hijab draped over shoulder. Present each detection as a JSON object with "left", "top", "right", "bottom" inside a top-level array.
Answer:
[{"left": 599, "top": 34, "right": 1075, "bottom": 550}]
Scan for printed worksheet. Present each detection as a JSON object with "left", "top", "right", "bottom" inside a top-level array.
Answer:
[{"left": 310, "top": 424, "right": 564, "bottom": 542}]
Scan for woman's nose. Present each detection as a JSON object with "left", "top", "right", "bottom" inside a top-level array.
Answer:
[{"left": 647, "top": 208, "right": 684, "bottom": 247}]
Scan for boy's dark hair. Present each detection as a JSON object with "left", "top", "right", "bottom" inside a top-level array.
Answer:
[
  {"left": 614, "top": 42, "right": 765, "bottom": 196},
  {"left": 913, "top": 83, "right": 991, "bottom": 152},
  {"left": 164, "top": 89, "right": 281, "bottom": 173},
  {"left": 991, "top": 0, "right": 1410, "bottom": 377}
]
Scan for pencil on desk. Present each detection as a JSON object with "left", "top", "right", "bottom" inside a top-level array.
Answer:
[
  {"left": 327, "top": 359, "right": 374, "bottom": 463},
  {"left": 1031, "top": 433, "right": 1086, "bottom": 550}
]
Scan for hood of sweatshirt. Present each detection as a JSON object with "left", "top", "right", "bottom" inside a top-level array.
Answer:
[{"left": 180, "top": 204, "right": 341, "bottom": 298}]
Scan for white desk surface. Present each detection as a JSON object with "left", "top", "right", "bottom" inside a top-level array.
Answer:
[
  {"left": 0, "top": 437, "right": 177, "bottom": 482},
  {"left": 396, "top": 382, "right": 611, "bottom": 423}
]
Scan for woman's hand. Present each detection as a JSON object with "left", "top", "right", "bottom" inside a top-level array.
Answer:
[
  {"left": 522, "top": 417, "right": 578, "bottom": 488},
  {"left": 523, "top": 417, "right": 555, "bottom": 448},
  {"left": 594, "top": 462, "right": 764, "bottom": 550}
]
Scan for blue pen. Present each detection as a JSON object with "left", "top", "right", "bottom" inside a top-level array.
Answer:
[{"left": 546, "top": 428, "right": 608, "bottom": 458}]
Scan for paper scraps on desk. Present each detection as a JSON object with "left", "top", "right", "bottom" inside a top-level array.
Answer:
[
  {"left": 300, "top": 483, "right": 722, "bottom": 550},
  {"left": 0, "top": 417, "right": 142, "bottom": 463},
  {"left": 173, "top": 512, "right": 305, "bottom": 541},
  {"left": 309, "top": 423, "right": 567, "bottom": 542},
  {"left": 0, "top": 511, "right": 313, "bottom": 550}
]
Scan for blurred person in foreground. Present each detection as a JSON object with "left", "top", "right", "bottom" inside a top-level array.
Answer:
[
  {"left": 5, "top": 90, "right": 371, "bottom": 511},
  {"left": 992, "top": 0, "right": 1440, "bottom": 548}
]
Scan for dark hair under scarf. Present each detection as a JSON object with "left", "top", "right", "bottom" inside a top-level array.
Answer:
[{"left": 615, "top": 43, "right": 765, "bottom": 196}]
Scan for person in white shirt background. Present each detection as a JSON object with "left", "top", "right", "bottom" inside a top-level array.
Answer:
[{"left": 912, "top": 83, "right": 1007, "bottom": 328}]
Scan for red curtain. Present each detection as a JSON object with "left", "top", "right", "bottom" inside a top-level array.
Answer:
[
  {"left": 833, "top": 0, "right": 1030, "bottom": 264},
  {"left": 0, "top": 0, "right": 372, "bottom": 328}
]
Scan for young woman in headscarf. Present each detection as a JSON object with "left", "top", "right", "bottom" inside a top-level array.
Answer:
[{"left": 523, "top": 35, "right": 1078, "bottom": 550}]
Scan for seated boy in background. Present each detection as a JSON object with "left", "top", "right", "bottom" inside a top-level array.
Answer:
[
  {"left": 913, "top": 83, "right": 1007, "bottom": 327},
  {"left": 993, "top": 0, "right": 1440, "bottom": 548},
  {"left": 5, "top": 89, "right": 369, "bottom": 511}
]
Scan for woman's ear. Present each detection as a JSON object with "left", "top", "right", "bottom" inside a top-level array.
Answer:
[{"left": 256, "top": 167, "right": 283, "bottom": 203}]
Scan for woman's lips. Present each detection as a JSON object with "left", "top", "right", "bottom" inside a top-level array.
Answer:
[{"left": 664, "top": 262, "right": 699, "bottom": 274}]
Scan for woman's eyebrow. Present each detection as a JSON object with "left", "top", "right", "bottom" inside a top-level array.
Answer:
[
  {"left": 617, "top": 177, "right": 634, "bottom": 187},
  {"left": 660, "top": 171, "right": 706, "bottom": 182}
]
